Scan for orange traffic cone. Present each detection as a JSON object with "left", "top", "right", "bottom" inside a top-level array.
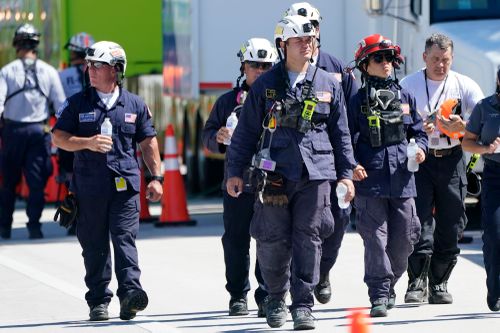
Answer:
[
  {"left": 155, "top": 124, "right": 196, "bottom": 227},
  {"left": 349, "top": 308, "right": 370, "bottom": 333},
  {"left": 137, "top": 147, "right": 158, "bottom": 223}
]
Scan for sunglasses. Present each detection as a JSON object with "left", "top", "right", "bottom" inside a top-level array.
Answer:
[
  {"left": 86, "top": 61, "right": 109, "bottom": 69},
  {"left": 247, "top": 61, "right": 273, "bottom": 70},
  {"left": 371, "top": 53, "right": 395, "bottom": 64}
]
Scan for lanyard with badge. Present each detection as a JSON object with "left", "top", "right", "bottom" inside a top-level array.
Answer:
[
  {"left": 424, "top": 69, "right": 448, "bottom": 146},
  {"left": 253, "top": 103, "right": 279, "bottom": 172}
]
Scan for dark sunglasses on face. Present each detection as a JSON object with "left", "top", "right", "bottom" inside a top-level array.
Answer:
[
  {"left": 372, "top": 53, "right": 395, "bottom": 64},
  {"left": 247, "top": 61, "right": 272, "bottom": 70},
  {"left": 86, "top": 61, "right": 109, "bottom": 69}
]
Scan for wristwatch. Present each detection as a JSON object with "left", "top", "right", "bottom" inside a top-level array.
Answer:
[{"left": 150, "top": 175, "right": 164, "bottom": 184}]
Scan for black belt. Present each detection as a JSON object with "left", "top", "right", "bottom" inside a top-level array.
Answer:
[
  {"left": 428, "top": 145, "right": 462, "bottom": 158},
  {"left": 3, "top": 119, "right": 46, "bottom": 125}
]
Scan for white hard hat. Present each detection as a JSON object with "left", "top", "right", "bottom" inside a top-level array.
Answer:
[
  {"left": 86, "top": 41, "right": 127, "bottom": 77},
  {"left": 284, "top": 2, "right": 322, "bottom": 24},
  {"left": 66, "top": 32, "right": 95, "bottom": 54},
  {"left": 237, "top": 38, "right": 278, "bottom": 63},
  {"left": 274, "top": 15, "right": 316, "bottom": 45}
]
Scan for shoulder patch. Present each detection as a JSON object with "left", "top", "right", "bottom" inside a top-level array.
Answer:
[
  {"left": 331, "top": 73, "right": 342, "bottom": 83},
  {"left": 55, "top": 99, "right": 69, "bottom": 119},
  {"left": 265, "top": 89, "right": 276, "bottom": 99},
  {"left": 315, "top": 91, "right": 332, "bottom": 103}
]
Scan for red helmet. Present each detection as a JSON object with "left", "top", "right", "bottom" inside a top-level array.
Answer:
[{"left": 354, "top": 34, "right": 403, "bottom": 68}]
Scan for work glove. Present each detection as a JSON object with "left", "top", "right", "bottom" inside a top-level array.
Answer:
[{"left": 54, "top": 193, "right": 78, "bottom": 229}]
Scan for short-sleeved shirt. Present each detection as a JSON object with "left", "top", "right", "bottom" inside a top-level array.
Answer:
[
  {"left": 53, "top": 87, "right": 157, "bottom": 193},
  {"left": 0, "top": 58, "right": 66, "bottom": 122},
  {"left": 400, "top": 69, "right": 484, "bottom": 149},
  {"left": 465, "top": 94, "right": 500, "bottom": 164}
]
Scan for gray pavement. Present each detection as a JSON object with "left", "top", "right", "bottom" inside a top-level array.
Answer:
[{"left": 0, "top": 199, "right": 498, "bottom": 332}]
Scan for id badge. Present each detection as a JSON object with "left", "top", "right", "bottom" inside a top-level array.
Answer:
[{"left": 115, "top": 177, "right": 127, "bottom": 192}]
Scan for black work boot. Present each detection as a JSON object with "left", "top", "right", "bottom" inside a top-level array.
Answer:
[
  {"left": 387, "top": 290, "right": 396, "bottom": 310},
  {"left": 428, "top": 259, "right": 456, "bottom": 304},
  {"left": 0, "top": 226, "right": 11, "bottom": 239},
  {"left": 28, "top": 227, "right": 44, "bottom": 239},
  {"left": 229, "top": 297, "right": 249, "bottom": 316},
  {"left": 405, "top": 254, "right": 431, "bottom": 303},
  {"left": 89, "top": 303, "right": 109, "bottom": 321},
  {"left": 370, "top": 299, "right": 388, "bottom": 317},
  {"left": 257, "top": 295, "right": 270, "bottom": 318},
  {"left": 314, "top": 272, "right": 331, "bottom": 304},
  {"left": 120, "top": 289, "right": 149, "bottom": 320},
  {"left": 265, "top": 298, "right": 288, "bottom": 328},
  {"left": 291, "top": 308, "right": 315, "bottom": 330},
  {"left": 487, "top": 294, "right": 500, "bottom": 312}
]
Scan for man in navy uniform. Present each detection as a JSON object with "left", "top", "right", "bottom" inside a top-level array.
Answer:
[
  {"left": 53, "top": 41, "right": 163, "bottom": 321},
  {"left": 284, "top": 1, "right": 359, "bottom": 305},
  {"left": 226, "top": 15, "right": 355, "bottom": 330},
  {"left": 0, "top": 23, "right": 66, "bottom": 239}
]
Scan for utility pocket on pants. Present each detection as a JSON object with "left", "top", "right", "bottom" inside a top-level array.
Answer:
[
  {"left": 409, "top": 200, "right": 421, "bottom": 244},
  {"left": 319, "top": 193, "right": 334, "bottom": 238},
  {"left": 250, "top": 200, "right": 291, "bottom": 242}
]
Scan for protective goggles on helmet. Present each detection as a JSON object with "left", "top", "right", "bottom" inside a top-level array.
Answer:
[
  {"left": 86, "top": 61, "right": 109, "bottom": 69},
  {"left": 371, "top": 52, "right": 395, "bottom": 64},
  {"left": 302, "top": 22, "right": 314, "bottom": 33},
  {"left": 246, "top": 61, "right": 273, "bottom": 70}
]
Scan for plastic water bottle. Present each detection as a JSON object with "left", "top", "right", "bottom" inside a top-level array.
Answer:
[
  {"left": 223, "top": 112, "right": 238, "bottom": 145},
  {"left": 101, "top": 117, "right": 113, "bottom": 137},
  {"left": 336, "top": 183, "right": 350, "bottom": 209},
  {"left": 407, "top": 138, "right": 419, "bottom": 172}
]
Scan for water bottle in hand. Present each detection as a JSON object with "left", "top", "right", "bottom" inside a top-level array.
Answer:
[
  {"left": 224, "top": 112, "right": 238, "bottom": 145},
  {"left": 407, "top": 138, "right": 419, "bottom": 172},
  {"left": 336, "top": 182, "right": 350, "bottom": 209},
  {"left": 101, "top": 117, "right": 113, "bottom": 137}
]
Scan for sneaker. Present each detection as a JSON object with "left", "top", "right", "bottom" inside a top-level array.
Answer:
[
  {"left": 229, "top": 298, "right": 249, "bottom": 316},
  {"left": 257, "top": 296, "right": 270, "bottom": 318},
  {"left": 120, "top": 289, "right": 149, "bottom": 320},
  {"left": 487, "top": 295, "right": 500, "bottom": 312},
  {"left": 387, "top": 292, "right": 396, "bottom": 310},
  {"left": 28, "top": 228, "right": 44, "bottom": 239},
  {"left": 266, "top": 298, "right": 288, "bottom": 328},
  {"left": 370, "top": 299, "right": 388, "bottom": 317},
  {"left": 291, "top": 308, "right": 315, "bottom": 330},
  {"left": 428, "top": 283, "right": 453, "bottom": 304},
  {"left": 314, "top": 273, "right": 331, "bottom": 304},
  {"left": 89, "top": 303, "right": 109, "bottom": 321}
]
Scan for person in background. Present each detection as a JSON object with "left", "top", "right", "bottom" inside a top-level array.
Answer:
[
  {"left": 0, "top": 23, "right": 66, "bottom": 240},
  {"left": 202, "top": 37, "right": 277, "bottom": 317},
  {"left": 461, "top": 69, "right": 500, "bottom": 312},
  {"left": 400, "top": 33, "right": 484, "bottom": 305},
  {"left": 347, "top": 34, "right": 426, "bottom": 317}
]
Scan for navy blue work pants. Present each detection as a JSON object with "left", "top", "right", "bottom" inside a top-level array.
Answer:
[
  {"left": 355, "top": 196, "right": 420, "bottom": 303},
  {"left": 222, "top": 190, "right": 267, "bottom": 304},
  {"left": 320, "top": 180, "right": 351, "bottom": 275},
  {"left": 410, "top": 150, "right": 466, "bottom": 268},
  {"left": 250, "top": 177, "right": 332, "bottom": 311},
  {"left": 75, "top": 174, "right": 142, "bottom": 306},
  {"left": 0, "top": 122, "right": 52, "bottom": 232},
  {"left": 481, "top": 160, "right": 500, "bottom": 302}
]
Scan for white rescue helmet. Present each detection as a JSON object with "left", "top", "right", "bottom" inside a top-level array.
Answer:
[
  {"left": 284, "top": 2, "right": 322, "bottom": 24},
  {"left": 274, "top": 15, "right": 316, "bottom": 45},
  {"left": 237, "top": 38, "right": 278, "bottom": 63},
  {"left": 65, "top": 32, "right": 95, "bottom": 54},
  {"left": 85, "top": 41, "right": 127, "bottom": 78}
]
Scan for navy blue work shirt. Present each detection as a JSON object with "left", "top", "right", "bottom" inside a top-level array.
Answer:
[
  {"left": 202, "top": 81, "right": 250, "bottom": 191},
  {"left": 466, "top": 94, "right": 500, "bottom": 164},
  {"left": 227, "top": 62, "right": 355, "bottom": 182},
  {"left": 347, "top": 86, "right": 427, "bottom": 198},
  {"left": 53, "top": 87, "right": 157, "bottom": 193},
  {"left": 315, "top": 49, "right": 358, "bottom": 105}
]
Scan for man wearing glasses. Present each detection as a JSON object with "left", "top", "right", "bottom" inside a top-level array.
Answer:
[
  {"left": 202, "top": 37, "right": 277, "bottom": 317},
  {"left": 400, "top": 34, "right": 484, "bottom": 305},
  {"left": 53, "top": 41, "right": 163, "bottom": 321},
  {"left": 226, "top": 15, "right": 355, "bottom": 330}
]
